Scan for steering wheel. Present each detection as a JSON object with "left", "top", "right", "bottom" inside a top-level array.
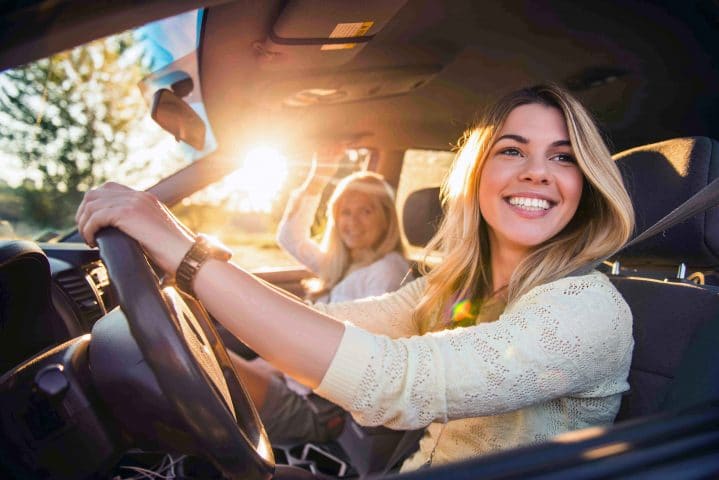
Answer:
[{"left": 95, "top": 228, "right": 274, "bottom": 479}]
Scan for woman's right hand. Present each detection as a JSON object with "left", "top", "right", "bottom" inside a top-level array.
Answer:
[{"left": 75, "top": 182, "right": 194, "bottom": 275}]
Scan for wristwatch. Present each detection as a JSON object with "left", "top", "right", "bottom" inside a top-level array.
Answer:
[{"left": 175, "top": 233, "right": 232, "bottom": 296}]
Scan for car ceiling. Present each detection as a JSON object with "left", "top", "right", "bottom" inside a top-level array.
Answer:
[
  {"left": 199, "top": 0, "right": 719, "bottom": 157},
  {"left": 1, "top": 1, "right": 717, "bottom": 158}
]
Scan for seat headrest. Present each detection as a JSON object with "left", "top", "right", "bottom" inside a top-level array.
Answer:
[
  {"left": 402, "top": 187, "right": 442, "bottom": 247},
  {"left": 614, "top": 137, "right": 719, "bottom": 268}
]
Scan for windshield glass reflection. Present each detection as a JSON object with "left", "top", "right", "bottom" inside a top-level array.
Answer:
[{"left": 0, "top": 10, "right": 211, "bottom": 241}]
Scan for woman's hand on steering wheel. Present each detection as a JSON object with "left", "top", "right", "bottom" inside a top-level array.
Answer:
[{"left": 75, "top": 182, "right": 193, "bottom": 275}]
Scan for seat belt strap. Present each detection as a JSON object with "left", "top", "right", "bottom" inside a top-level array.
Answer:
[
  {"left": 571, "top": 175, "right": 719, "bottom": 276},
  {"left": 626, "top": 176, "right": 719, "bottom": 249},
  {"left": 378, "top": 429, "right": 424, "bottom": 476}
]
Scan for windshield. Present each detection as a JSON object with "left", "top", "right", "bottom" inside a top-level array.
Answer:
[{"left": 0, "top": 9, "right": 211, "bottom": 241}]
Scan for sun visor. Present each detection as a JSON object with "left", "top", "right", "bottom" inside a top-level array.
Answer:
[{"left": 256, "top": 0, "right": 408, "bottom": 70}]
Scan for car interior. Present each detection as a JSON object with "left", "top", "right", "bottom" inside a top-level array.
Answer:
[{"left": 1, "top": 1, "right": 719, "bottom": 479}]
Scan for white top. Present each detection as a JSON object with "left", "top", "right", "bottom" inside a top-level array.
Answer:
[
  {"left": 276, "top": 189, "right": 412, "bottom": 303},
  {"left": 312, "top": 271, "right": 633, "bottom": 471}
]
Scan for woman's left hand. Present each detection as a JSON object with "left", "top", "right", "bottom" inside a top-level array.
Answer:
[{"left": 75, "top": 182, "right": 194, "bottom": 274}]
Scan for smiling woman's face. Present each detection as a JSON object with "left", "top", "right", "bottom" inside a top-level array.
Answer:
[
  {"left": 336, "top": 189, "right": 387, "bottom": 254},
  {"left": 478, "top": 103, "right": 584, "bottom": 259}
]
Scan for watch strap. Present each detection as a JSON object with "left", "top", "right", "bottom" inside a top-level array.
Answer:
[{"left": 175, "top": 234, "right": 231, "bottom": 296}]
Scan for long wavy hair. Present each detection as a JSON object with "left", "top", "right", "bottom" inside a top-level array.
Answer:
[
  {"left": 308, "top": 171, "right": 405, "bottom": 296},
  {"left": 414, "top": 84, "right": 634, "bottom": 333}
]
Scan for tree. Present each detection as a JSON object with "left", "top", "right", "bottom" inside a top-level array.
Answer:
[{"left": 0, "top": 31, "right": 149, "bottom": 230}]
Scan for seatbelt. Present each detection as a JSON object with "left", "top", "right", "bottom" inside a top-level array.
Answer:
[
  {"left": 379, "top": 176, "right": 719, "bottom": 475},
  {"left": 571, "top": 175, "right": 719, "bottom": 276},
  {"left": 378, "top": 429, "right": 423, "bottom": 476}
]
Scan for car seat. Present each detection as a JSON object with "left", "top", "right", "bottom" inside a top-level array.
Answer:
[
  {"left": 402, "top": 186, "right": 443, "bottom": 249},
  {"left": 0, "top": 241, "right": 65, "bottom": 374},
  {"left": 611, "top": 137, "right": 719, "bottom": 420}
]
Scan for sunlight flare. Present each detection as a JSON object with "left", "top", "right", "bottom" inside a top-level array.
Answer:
[
  {"left": 237, "top": 146, "right": 289, "bottom": 211},
  {"left": 200, "top": 145, "right": 289, "bottom": 212}
]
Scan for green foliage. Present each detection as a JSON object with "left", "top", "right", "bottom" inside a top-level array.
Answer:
[{"left": 0, "top": 32, "right": 149, "bottom": 229}]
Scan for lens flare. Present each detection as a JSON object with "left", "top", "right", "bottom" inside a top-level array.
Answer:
[{"left": 451, "top": 298, "right": 480, "bottom": 328}]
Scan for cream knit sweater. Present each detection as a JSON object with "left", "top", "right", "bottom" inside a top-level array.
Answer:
[{"left": 313, "top": 271, "right": 633, "bottom": 470}]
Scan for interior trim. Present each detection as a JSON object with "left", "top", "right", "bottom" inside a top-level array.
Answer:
[{"left": 269, "top": 30, "right": 374, "bottom": 45}]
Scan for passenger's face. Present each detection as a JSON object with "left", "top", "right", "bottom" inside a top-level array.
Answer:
[
  {"left": 478, "top": 103, "right": 584, "bottom": 259},
  {"left": 336, "top": 190, "right": 387, "bottom": 253}
]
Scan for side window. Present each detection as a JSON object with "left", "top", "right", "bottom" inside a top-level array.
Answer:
[
  {"left": 171, "top": 148, "right": 367, "bottom": 270},
  {"left": 395, "top": 149, "right": 455, "bottom": 257}
]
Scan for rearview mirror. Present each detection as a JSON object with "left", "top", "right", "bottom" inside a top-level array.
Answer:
[{"left": 151, "top": 88, "right": 206, "bottom": 150}]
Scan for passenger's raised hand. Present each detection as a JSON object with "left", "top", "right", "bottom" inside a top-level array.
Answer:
[
  {"left": 75, "top": 182, "right": 194, "bottom": 274},
  {"left": 304, "top": 145, "right": 345, "bottom": 194}
]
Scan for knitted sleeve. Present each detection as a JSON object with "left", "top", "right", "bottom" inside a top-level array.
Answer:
[
  {"left": 314, "top": 272, "right": 633, "bottom": 430},
  {"left": 312, "top": 276, "right": 426, "bottom": 338}
]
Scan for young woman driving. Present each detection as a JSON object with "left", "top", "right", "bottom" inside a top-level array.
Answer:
[{"left": 76, "top": 84, "right": 634, "bottom": 470}]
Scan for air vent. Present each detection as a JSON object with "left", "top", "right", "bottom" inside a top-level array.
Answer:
[
  {"left": 87, "top": 262, "right": 113, "bottom": 310},
  {"left": 55, "top": 269, "right": 105, "bottom": 330}
]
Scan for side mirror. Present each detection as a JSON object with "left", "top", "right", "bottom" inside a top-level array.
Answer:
[{"left": 151, "top": 88, "right": 206, "bottom": 150}]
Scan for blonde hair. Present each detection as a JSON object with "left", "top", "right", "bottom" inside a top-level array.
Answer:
[
  {"left": 414, "top": 84, "right": 635, "bottom": 333},
  {"left": 308, "top": 171, "right": 405, "bottom": 296}
]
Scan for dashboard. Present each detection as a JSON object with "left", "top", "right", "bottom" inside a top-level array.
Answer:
[{"left": 0, "top": 240, "right": 116, "bottom": 374}]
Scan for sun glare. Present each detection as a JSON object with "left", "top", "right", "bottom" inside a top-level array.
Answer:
[
  {"left": 230, "top": 146, "right": 289, "bottom": 212},
  {"left": 195, "top": 145, "right": 288, "bottom": 212},
  {"left": 239, "top": 146, "right": 288, "bottom": 211}
]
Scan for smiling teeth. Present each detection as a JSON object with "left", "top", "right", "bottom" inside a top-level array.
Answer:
[{"left": 508, "top": 197, "right": 551, "bottom": 210}]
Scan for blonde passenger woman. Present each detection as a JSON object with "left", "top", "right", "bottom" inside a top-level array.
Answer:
[
  {"left": 76, "top": 84, "right": 635, "bottom": 471},
  {"left": 276, "top": 156, "right": 410, "bottom": 303},
  {"left": 234, "top": 159, "right": 412, "bottom": 445}
]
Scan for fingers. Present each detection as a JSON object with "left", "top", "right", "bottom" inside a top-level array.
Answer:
[
  {"left": 74, "top": 182, "right": 193, "bottom": 273},
  {"left": 76, "top": 182, "right": 131, "bottom": 222},
  {"left": 78, "top": 203, "right": 124, "bottom": 247},
  {"left": 311, "top": 146, "right": 345, "bottom": 185},
  {"left": 315, "top": 144, "right": 345, "bottom": 163},
  {"left": 75, "top": 182, "right": 141, "bottom": 247}
]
